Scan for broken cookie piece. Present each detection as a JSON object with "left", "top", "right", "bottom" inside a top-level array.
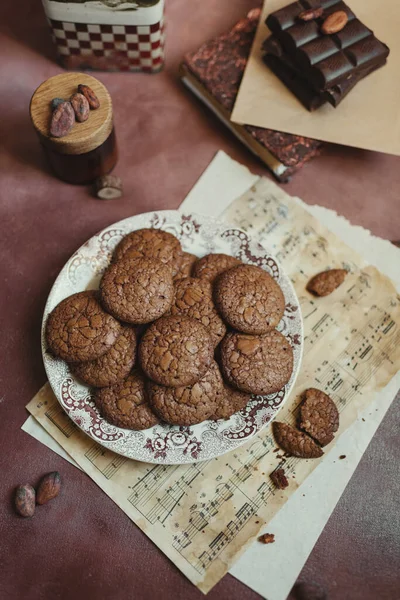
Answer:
[
  {"left": 299, "top": 388, "right": 339, "bottom": 446},
  {"left": 272, "top": 422, "right": 323, "bottom": 459},
  {"left": 306, "top": 269, "right": 347, "bottom": 296},
  {"left": 258, "top": 533, "right": 275, "bottom": 544},
  {"left": 270, "top": 467, "right": 289, "bottom": 490}
]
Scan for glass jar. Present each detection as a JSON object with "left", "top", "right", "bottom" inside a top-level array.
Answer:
[{"left": 30, "top": 72, "right": 118, "bottom": 184}]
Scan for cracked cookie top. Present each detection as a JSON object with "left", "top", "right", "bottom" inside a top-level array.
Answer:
[
  {"left": 46, "top": 290, "right": 122, "bottom": 363},
  {"left": 71, "top": 325, "right": 136, "bottom": 388},
  {"left": 148, "top": 361, "right": 224, "bottom": 426},
  {"left": 139, "top": 315, "right": 213, "bottom": 387},
  {"left": 192, "top": 253, "right": 241, "bottom": 284},
  {"left": 169, "top": 277, "right": 226, "bottom": 347},
  {"left": 113, "top": 228, "right": 183, "bottom": 276},
  {"left": 220, "top": 330, "right": 293, "bottom": 395},
  {"left": 100, "top": 257, "right": 174, "bottom": 324},
  {"left": 214, "top": 264, "right": 285, "bottom": 334},
  {"left": 95, "top": 369, "right": 159, "bottom": 430}
]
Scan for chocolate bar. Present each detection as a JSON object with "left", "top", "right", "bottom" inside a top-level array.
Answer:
[
  {"left": 263, "top": 35, "right": 387, "bottom": 110},
  {"left": 181, "top": 8, "right": 321, "bottom": 181},
  {"left": 264, "top": 0, "right": 390, "bottom": 110}
]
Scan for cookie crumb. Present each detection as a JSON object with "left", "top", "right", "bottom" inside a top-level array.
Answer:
[
  {"left": 339, "top": 455, "right": 346, "bottom": 459},
  {"left": 258, "top": 533, "right": 275, "bottom": 544},
  {"left": 270, "top": 468, "right": 289, "bottom": 490}
]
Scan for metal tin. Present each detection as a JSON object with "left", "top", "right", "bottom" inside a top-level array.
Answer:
[{"left": 41, "top": 0, "right": 165, "bottom": 73}]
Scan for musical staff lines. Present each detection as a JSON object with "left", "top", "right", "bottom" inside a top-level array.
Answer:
[
  {"left": 172, "top": 438, "right": 276, "bottom": 566},
  {"left": 128, "top": 462, "right": 210, "bottom": 525},
  {"left": 45, "top": 403, "right": 76, "bottom": 438},
  {"left": 84, "top": 443, "right": 127, "bottom": 479}
]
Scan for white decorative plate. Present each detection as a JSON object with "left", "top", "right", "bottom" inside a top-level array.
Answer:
[{"left": 42, "top": 210, "right": 303, "bottom": 464}]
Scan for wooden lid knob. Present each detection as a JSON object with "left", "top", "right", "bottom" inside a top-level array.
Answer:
[{"left": 30, "top": 73, "right": 113, "bottom": 155}]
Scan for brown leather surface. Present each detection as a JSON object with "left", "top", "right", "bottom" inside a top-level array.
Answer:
[{"left": 0, "top": 1, "right": 399, "bottom": 599}]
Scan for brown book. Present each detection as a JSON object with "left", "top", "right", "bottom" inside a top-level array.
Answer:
[{"left": 181, "top": 8, "right": 321, "bottom": 182}]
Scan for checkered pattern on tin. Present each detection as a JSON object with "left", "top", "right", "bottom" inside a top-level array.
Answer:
[{"left": 48, "top": 19, "right": 165, "bottom": 73}]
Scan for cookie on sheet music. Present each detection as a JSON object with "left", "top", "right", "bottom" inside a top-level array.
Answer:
[
  {"left": 214, "top": 264, "right": 285, "bottom": 334},
  {"left": 299, "top": 388, "right": 339, "bottom": 446},
  {"left": 272, "top": 422, "right": 323, "bottom": 459},
  {"left": 95, "top": 369, "right": 159, "bottom": 430},
  {"left": 71, "top": 325, "right": 137, "bottom": 388},
  {"left": 148, "top": 361, "right": 224, "bottom": 425},
  {"left": 220, "top": 330, "right": 293, "bottom": 395},
  {"left": 192, "top": 253, "right": 241, "bottom": 284}
]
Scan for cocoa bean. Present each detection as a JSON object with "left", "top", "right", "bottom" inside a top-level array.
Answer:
[
  {"left": 77, "top": 84, "right": 100, "bottom": 109},
  {"left": 51, "top": 97, "right": 65, "bottom": 111},
  {"left": 298, "top": 7, "right": 324, "bottom": 21},
  {"left": 321, "top": 10, "right": 348, "bottom": 34},
  {"left": 50, "top": 101, "right": 75, "bottom": 138},
  {"left": 15, "top": 484, "right": 36, "bottom": 517},
  {"left": 306, "top": 269, "right": 347, "bottom": 296},
  {"left": 36, "top": 471, "right": 61, "bottom": 505},
  {"left": 70, "top": 92, "right": 90, "bottom": 122}
]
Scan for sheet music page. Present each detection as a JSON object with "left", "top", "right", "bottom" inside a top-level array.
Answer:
[{"left": 25, "top": 174, "right": 400, "bottom": 595}]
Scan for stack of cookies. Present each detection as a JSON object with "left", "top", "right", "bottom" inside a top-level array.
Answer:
[{"left": 46, "top": 228, "right": 294, "bottom": 431}]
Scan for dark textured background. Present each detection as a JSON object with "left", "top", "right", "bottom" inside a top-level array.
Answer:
[{"left": 0, "top": 1, "right": 399, "bottom": 599}]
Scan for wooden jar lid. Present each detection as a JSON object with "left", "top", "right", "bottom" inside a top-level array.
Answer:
[{"left": 30, "top": 73, "right": 113, "bottom": 155}]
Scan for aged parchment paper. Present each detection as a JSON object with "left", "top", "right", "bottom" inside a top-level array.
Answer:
[{"left": 25, "top": 157, "right": 400, "bottom": 595}]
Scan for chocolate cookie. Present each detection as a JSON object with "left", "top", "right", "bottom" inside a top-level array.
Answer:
[
  {"left": 71, "top": 326, "right": 136, "bottom": 388},
  {"left": 220, "top": 330, "right": 293, "bottom": 395},
  {"left": 211, "top": 383, "right": 251, "bottom": 420},
  {"left": 214, "top": 265, "right": 285, "bottom": 334},
  {"left": 46, "top": 291, "right": 122, "bottom": 363},
  {"left": 113, "top": 228, "right": 183, "bottom": 276},
  {"left": 306, "top": 269, "right": 347, "bottom": 296},
  {"left": 148, "top": 361, "right": 224, "bottom": 425},
  {"left": 170, "top": 277, "right": 226, "bottom": 347},
  {"left": 299, "top": 388, "right": 339, "bottom": 446},
  {"left": 95, "top": 369, "right": 159, "bottom": 430},
  {"left": 192, "top": 253, "right": 241, "bottom": 284},
  {"left": 272, "top": 422, "right": 323, "bottom": 458},
  {"left": 100, "top": 257, "right": 174, "bottom": 324},
  {"left": 174, "top": 252, "right": 197, "bottom": 282},
  {"left": 139, "top": 315, "right": 213, "bottom": 387}
]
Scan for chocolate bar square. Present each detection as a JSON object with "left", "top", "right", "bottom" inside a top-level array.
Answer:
[{"left": 264, "top": 0, "right": 390, "bottom": 110}]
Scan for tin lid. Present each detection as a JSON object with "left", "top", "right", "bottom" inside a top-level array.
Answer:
[{"left": 30, "top": 72, "right": 113, "bottom": 155}]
